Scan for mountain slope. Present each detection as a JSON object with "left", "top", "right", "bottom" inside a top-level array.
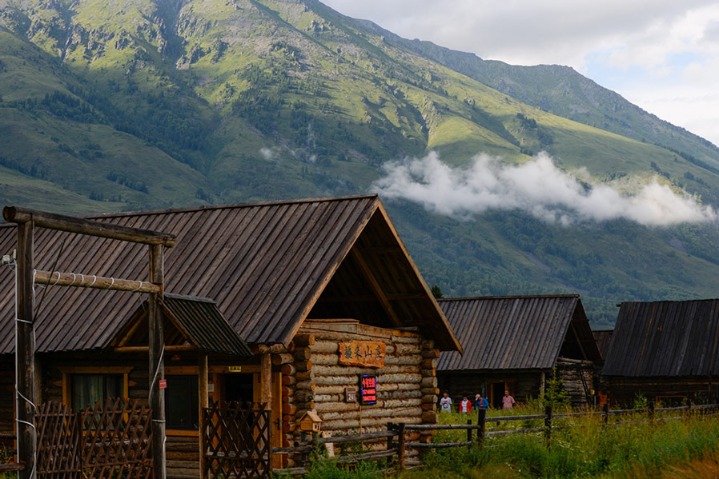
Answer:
[{"left": 1, "top": 0, "right": 719, "bottom": 326}]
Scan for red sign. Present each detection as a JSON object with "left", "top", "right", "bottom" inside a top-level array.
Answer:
[
  {"left": 359, "top": 375, "right": 377, "bottom": 405},
  {"left": 159, "top": 379, "right": 167, "bottom": 389}
]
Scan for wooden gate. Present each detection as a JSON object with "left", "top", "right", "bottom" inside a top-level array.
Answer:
[
  {"left": 202, "top": 401, "right": 271, "bottom": 478},
  {"left": 36, "top": 398, "right": 153, "bottom": 478}
]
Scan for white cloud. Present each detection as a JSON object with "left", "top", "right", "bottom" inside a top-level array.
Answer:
[
  {"left": 259, "top": 147, "right": 275, "bottom": 160},
  {"left": 370, "top": 152, "right": 716, "bottom": 226}
]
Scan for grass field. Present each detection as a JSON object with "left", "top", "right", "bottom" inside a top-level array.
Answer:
[{"left": 301, "top": 405, "right": 719, "bottom": 479}]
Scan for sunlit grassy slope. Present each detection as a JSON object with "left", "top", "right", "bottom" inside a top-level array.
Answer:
[{"left": 2, "top": 0, "right": 719, "bottom": 325}]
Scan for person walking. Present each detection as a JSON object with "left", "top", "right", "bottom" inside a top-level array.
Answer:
[{"left": 502, "top": 389, "right": 516, "bottom": 409}]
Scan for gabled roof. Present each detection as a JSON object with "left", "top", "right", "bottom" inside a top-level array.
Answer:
[
  {"left": 0, "top": 195, "right": 461, "bottom": 353},
  {"left": 117, "top": 294, "right": 252, "bottom": 357},
  {"left": 437, "top": 295, "right": 601, "bottom": 372},
  {"left": 602, "top": 300, "right": 719, "bottom": 377}
]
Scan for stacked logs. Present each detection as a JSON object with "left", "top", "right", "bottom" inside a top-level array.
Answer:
[{"left": 285, "top": 324, "right": 440, "bottom": 464}]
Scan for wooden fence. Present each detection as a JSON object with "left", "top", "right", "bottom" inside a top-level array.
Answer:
[
  {"left": 34, "top": 399, "right": 153, "bottom": 479},
  {"left": 272, "top": 401, "right": 719, "bottom": 474},
  {"left": 202, "top": 401, "right": 271, "bottom": 479}
]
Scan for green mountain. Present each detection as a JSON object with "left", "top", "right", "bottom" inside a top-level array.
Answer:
[{"left": 1, "top": 0, "right": 719, "bottom": 326}]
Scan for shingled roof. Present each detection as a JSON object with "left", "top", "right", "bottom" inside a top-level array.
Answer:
[
  {"left": 0, "top": 195, "right": 461, "bottom": 353},
  {"left": 437, "top": 295, "right": 600, "bottom": 371},
  {"left": 602, "top": 299, "right": 719, "bottom": 377}
]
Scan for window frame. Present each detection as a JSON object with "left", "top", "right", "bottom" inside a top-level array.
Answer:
[{"left": 60, "top": 366, "right": 133, "bottom": 409}]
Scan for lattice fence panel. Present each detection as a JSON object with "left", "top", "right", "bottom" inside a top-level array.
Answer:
[
  {"left": 36, "top": 402, "right": 81, "bottom": 478},
  {"left": 36, "top": 399, "right": 152, "bottom": 479},
  {"left": 202, "top": 401, "right": 271, "bottom": 479},
  {"left": 80, "top": 398, "right": 153, "bottom": 478}
]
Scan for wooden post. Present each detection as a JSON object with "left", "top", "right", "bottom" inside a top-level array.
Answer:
[
  {"left": 387, "top": 422, "right": 396, "bottom": 469},
  {"left": 261, "top": 351, "right": 272, "bottom": 407},
  {"left": 16, "top": 220, "right": 35, "bottom": 479},
  {"left": 466, "top": 419, "right": 472, "bottom": 449},
  {"left": 149, "top": 244, "right": 166, "bottom": 479},
  {"left": 648, "top": 400, "right": 655, "bottom": 421},
  {"left": 198, "top": 353, "right": 208, "bottom": 478},
  {"left": 544, "top": 404, "right": 552, "bottom": 449},
  {"left": 477, "top": 407, "right": 486, "bottom": 448},
  {"left": 602, "top": 402, "right": 609, "bottom": 425},
  {"left": 397, "top": 423, "right": 406, "bottom": 470}
]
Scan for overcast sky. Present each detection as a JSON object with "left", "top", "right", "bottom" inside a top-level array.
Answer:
[{"left": 322, "top": 0, "right": 719, "bottom": 148}]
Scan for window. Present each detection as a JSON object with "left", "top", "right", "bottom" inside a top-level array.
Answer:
[
  {"left": 71, "top": 374, "right": 123, "bottom": 411},
  {"left": 165, "top": 375, "right": 199, "bottom": 430},
  {"left": 60, "top": 366, "right": 132, "bottom": 412}
]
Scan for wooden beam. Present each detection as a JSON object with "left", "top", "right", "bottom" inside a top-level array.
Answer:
[
  {"left": 569, "top": 320, "right": 589, "bottom": 360},
  {"left": 349, "top": 248, "right": 403, "bottom": 327},
  {"left": 114, "top": 345, "right": 196, "bottom": 353},
  {"left": 3, "top": 206, "right": 176, "bottom": 247},
  {"left": 319, "top": 293, "right": 425, "bottom": 303},
  {"left": 261, "top": 351, "right": 272, "bottom": 408},
  {"left": 252, "top": 344, "right": 289, "bottom": 355},
  {"left": 34, "top": 270, "right": 161, "bottom": 293},
  {"left": 16, "top": 220, "right": 35, "bottom": 479},
  {"left": 198, "top": 353, "right": 208, "bottom": 479}
]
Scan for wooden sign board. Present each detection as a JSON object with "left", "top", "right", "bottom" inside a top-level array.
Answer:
[{"left": 338, "top": 341, "right": 386, "bottom": 368}]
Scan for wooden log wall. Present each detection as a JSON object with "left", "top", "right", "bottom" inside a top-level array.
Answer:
[
  {"left": 166, "top": 436, "right": 200, "bottom": 479},
  {"left": 603, "top": 377, "right": 719, "bottom": 407},
  {"left": 287, "top": 322, "right": 438, "bottom": 467},
  {"left": 556, "top": 357, "right": 595, "bottom": 408}
]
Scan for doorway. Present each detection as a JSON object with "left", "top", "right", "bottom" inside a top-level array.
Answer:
[
  {"left": 222, "top": 373, "right": 254, "bottom": 403},
  {"left": 492, "top": 382, "right": 506, "bottom": 409}
]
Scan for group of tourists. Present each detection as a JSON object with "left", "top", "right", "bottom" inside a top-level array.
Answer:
[{"left": 439, "top": 389, "right": 516, "bottom": 413}]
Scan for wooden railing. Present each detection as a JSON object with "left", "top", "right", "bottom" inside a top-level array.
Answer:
[
  {"left": 272, "top": 430, "right": 401, "bottom": 476},
  {"left": 272, "top": 401, "right": 719, "bottom": 474}
]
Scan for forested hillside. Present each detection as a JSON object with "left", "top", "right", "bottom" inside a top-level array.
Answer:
[{"left": 1, "top": 0, "right": 719, "bottom": 326}]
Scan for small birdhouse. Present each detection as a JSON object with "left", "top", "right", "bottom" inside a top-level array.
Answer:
[{"left": 298, "top": 410, "right": 322, "bottom": 432}]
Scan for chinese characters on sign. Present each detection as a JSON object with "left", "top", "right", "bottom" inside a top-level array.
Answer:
[
  {"left": 359, "top": 374, "right": 377, "bottom": 405},
  {"left": 338, "top": 341, "right": 386, "bottom": 368}
]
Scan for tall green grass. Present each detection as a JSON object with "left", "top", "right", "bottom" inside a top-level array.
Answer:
[{"left": 402, "top": 406, "right": 719, "bottom": 479}]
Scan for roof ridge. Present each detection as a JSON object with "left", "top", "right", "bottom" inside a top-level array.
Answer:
[
  {"left": 439, "top": 294, "right": 580, "bottom": 302},
  {"left": 29, "top": 195, "right": 380, "bottom": 220}
]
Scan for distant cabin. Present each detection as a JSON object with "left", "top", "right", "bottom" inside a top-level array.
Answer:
[
  {"left": 602, "top": 299, "right": 719, "bottom": 407},
  {"left": 437, "top": 295, "right": 602, "bottom": 408}
]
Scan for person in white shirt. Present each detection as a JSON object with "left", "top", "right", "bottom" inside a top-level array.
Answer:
[{"left": 439, "top": 391, "right": 452, "bottom": 412}]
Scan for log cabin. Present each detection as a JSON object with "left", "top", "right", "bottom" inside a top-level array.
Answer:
[
  {"left": 437, "top": 295, "right": 602, "bottom": 409},
  {"left": 0, "top": 195, "right": 461, "bottom": 477},
  {"left": 602, "top": 299, "right": 719, "bottom": 407}
]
